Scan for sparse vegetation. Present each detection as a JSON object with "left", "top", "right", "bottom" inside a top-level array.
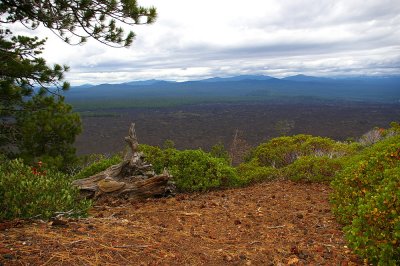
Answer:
[{"left": 1, "top": 106, "right": 399, "bottom": 265}]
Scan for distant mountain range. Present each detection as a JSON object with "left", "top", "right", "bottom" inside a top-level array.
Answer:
[{"left": 64, "top": 75, "right": 400, "bottom": 110}]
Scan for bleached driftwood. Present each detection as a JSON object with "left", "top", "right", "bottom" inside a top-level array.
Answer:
[{"left": 72, "top": 123, "right": 174, "bottom": 199}]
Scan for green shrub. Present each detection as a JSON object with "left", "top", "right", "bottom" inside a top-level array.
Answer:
[
  {"left": 168, "top": 149, "right": 239, "bottom": 192},
  {"left": 139, "top": 144, "right": 177, "bottom": 174},
  {"left": 237, "top": 135, "right": 354, "bottom": 184},
  {"left": 283, "top": 156, "right": 344, "bottom": 182},
  {"left": 139, "top": 145, "right": 239, "bottom": 192},
  {"left": 73, "top": 154, "right": 122, "bottom": 180},
  {"left": 209, "top": 142, "right": 231, "bottom": 164},
  {"left": 236, "top": 162, "right": 280, "bottom": 185},
  {"left": 388, "top": 121, "right": 400, "bottom": 134},
  {"left": 0, "top": 159, "right": 91, "bottom": 221},
  {"left": 251, "top": 135, "right": 353, "bottom": 168},
  {"left": 252, "top": 135, "right": 310, "bottom": 168},
  {"left": 331, "top": 135, "right": 400, "bottom": 265}
]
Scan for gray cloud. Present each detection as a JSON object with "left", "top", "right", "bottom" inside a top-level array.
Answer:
[{"left": 11, "top": 0, "right": 397, "bottom": 85}]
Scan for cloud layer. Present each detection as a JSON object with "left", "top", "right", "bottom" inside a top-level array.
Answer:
[{"left": 10, "top": 0, "right": 400, "bottom": 84}]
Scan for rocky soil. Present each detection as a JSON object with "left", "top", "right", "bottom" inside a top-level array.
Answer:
[{"left": 0, "top": 180, "right": 361, "bottom": 265}]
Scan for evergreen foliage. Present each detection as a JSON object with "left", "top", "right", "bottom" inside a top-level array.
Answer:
[
  {"left": 209, "top": 142, "right": 231, "bottom": 164},
  {"left": 236, "top": 162, "right": 280, "bottom": 185},
  {"left": 139, "top": 145, "right": 239, "bottom": 192},
  {"left": 331, "top": 134, "right": 400, "bottom": 265},
  {"left": 283, "top": 156, "right": 343, "bottom": 182},
  {"left": 168, "top": 149, "right": 239, "bottom": 192},
  {"left": 0, "top": 157, "right": 91, "bottom": 221},
  {"left": 0, "top": 31, "right": 71, "bottom": 159},
  {"left": 0, "top": 0, "right": 157, "bottom": 47},
  {"left": 1, "top": 0, "right": 156, "bottom": 167},
  {"left": 73, "top": 154, "right": 122, "bottom": 180},
  {"left": 139, "top": 144, "right": 175, "bottom": 174},
  {"left": 239, "top": 134, "right": 355, "bottom": 183},
  {"left": 16, "top": 95, "right": 82, "bottom": 170},
  {"left": 252, "top": 134, "right": 355, "bottom": 168}
]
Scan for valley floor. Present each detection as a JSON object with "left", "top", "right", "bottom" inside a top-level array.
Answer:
[
  {"left": 75, "top": 102, "right": 400, "bottom": 155},
  {"left": 0, "top": 180, "right": 361, "bottom": 265}
]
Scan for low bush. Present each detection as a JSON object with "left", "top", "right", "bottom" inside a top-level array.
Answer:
[
  {"left": 73, "top": 154, "right": 122, "bottom": 180},
  {"left": 359, "top": 122, "right": 400, "bottom": 147},
  {"left": 139, "top": 144, "right": 177, "bottom": 174},
  {"left": 168, "top": 149, "right": 239, "bottom": 191},
  {"left": 236, "top": 162, "right": 280, "bottom": 185},
  {"left": 209, "top": 142, "right": 231, "bottom": 164},
  {"left": 283, "top": 156, "right": 344, "bottom": 182},
  {"left": 0, "top": 158, "right": 91, "bottom": 221},
  {"left": 139, "top": 145, "right": 239, "bottom": 192},
  {"left": 238, "top": 135, "right": 354, "bottom": 184},
  {"left": 251, "top": 135, "right": 354, "bottom": 168},
  {"left": 359, "top": 128, "right": 386, "bottom": 146},
  {"left": 331, "top": 135, "right": 400, "bottom": 265}
]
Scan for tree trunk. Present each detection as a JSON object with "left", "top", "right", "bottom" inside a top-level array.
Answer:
[{"left": 72, "top": 123, "right": 174, "bottom": 200}]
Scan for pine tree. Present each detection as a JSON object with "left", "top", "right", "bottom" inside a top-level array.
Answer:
[
  {"left": 0, "top": 0, "right": 157, "bottom": 47},
  {"left": 0, "top": 1, "right": 157, "bottom": 169}
]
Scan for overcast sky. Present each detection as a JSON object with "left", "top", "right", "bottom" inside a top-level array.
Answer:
[{"left": 10, "top": 0, "right": 400, "bottom": 85}]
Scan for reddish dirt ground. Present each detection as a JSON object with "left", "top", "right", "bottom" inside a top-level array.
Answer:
[{"left": 0, "top": 180, "right": 361, "bottom": 265}]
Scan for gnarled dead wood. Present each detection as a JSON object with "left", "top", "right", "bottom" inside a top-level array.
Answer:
[{"left": 72, "top": 123, "right": 174, "bottom": 200}]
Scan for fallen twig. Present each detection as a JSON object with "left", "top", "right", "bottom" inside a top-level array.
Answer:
[
  {"left": 69, "top": 239, "right": 88, "bottom": 245},
  {"left": 182, "top": 212, "right": 202, "bottom": 216},
  {"left": 266, "top": 225, "right": 286, "bottom": 229},
  {"left": 112, "top": 244, "right": 150, "bottom": 249},
  {"left": 53, "top": 209, "right": 75, "bottom": 219}
]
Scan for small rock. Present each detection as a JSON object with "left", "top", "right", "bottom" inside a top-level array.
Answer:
[
  {"left": 290, "top": 246, "right": 299, "bottom": 254},
  {"left": 87, "top": 224, "right": 95, "bottom": 230},
  {"left": 298, "top": 251, "right": 308, "bottom": 259},
  {"left": 50, "top": 217, "right": 68, "bottom": 227},
  {"left": 287, "top": 257, "right": 299, "bottom": 265},
  {"left": 223, "top": 254, "right": 233, "bottom": 262},
  {"left": 323, "top": 252, "right": 332, "bottom": 259}
]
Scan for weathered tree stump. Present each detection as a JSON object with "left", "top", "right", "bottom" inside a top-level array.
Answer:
[{"left": 72, "top": 123, "right": 175, "bottom": 200}]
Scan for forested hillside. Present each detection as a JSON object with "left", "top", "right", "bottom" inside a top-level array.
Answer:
[{"left": 65, "top": 75, "right": 400, "bottom": 110}]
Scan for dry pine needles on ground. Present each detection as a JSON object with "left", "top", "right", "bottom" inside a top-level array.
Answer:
[{"left": 0, "top": 180, "right": 361, "bottom": 265}]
